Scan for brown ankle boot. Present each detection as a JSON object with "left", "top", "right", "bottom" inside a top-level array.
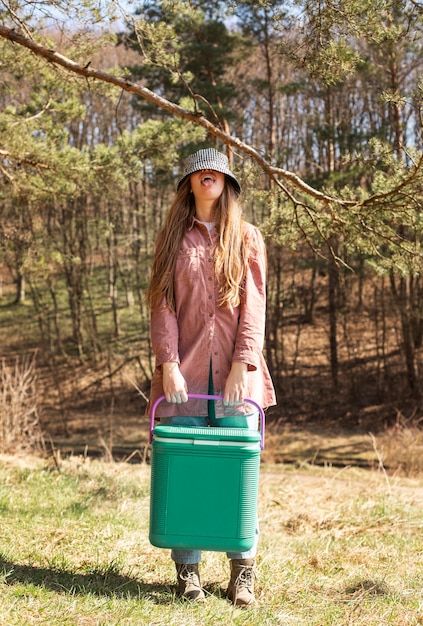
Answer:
[
  {"left": 175, "top": 563, "right": 205, "bottom": 600},
  {"left": 227, "top": 558, "right": 256, "bottom": 606}
]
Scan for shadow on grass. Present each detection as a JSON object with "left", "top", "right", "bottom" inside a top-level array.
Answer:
[
  {"left": 0, "top": 556, "right": 171, "bottom": 604},
  {"left": 343, "top": 579, "right": 391, "bottom": 597}
]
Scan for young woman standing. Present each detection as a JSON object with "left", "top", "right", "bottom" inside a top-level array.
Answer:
[{"left": 146, "top": 147, "right": 276, "bottom": 606}]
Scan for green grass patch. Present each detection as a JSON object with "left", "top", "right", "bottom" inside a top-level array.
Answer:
[{"left": 0, "top": 456, "right": 421, "bottom": 625}]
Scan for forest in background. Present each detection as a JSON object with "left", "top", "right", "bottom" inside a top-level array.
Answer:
[{"left": 1, "top": 0, "right": 423, "bottom": 449}]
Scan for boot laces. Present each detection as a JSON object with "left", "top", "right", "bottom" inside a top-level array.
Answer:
[
  {"left": 179, "top": 564, "right": 200, "bottom": 586},
  {"left": 235, "top": 564, "right": 255, "bottom": 590}
]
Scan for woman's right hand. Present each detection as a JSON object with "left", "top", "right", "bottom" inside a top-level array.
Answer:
[{"left": 162, "top": 362, "right": 188, "bottom": 404}]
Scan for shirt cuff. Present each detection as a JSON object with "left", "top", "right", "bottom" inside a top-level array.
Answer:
[
  {"left": 155, "top": 349, "right": 180, "bottom": 368},
  {"left": 232, "top": 348, "right": 260, "bottom": 371}
]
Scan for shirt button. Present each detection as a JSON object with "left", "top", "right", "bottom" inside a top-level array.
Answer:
[
  {"left": 208, "top": 295, "right": 212, "bottom": 300},
  {"left": 208, "top": 276, "right": 212, "bottom": 281},
  {"left": 209, "top": 312, "right": 213, "bottom": 318}
]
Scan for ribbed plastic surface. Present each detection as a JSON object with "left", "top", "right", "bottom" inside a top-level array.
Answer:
[{"left": 149, "top": 425, "right": 261, "bottom": 552}]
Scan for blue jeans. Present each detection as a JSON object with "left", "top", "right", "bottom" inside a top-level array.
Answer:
[{"left": 160, "top": 410, "right": 259, "bottom": 565}]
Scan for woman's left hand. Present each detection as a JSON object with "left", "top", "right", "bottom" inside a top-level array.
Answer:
[{"left": 223, "top": 362, "right": 248, "bottom": 406}]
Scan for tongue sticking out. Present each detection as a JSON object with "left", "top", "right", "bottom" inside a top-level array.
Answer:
[{"left": 201, "top": 175, "right": 214, "bottom": 187}]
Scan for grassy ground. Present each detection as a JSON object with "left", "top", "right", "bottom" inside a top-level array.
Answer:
[{"left": 0, "top": 455, "right": 421, "bottom": 625}]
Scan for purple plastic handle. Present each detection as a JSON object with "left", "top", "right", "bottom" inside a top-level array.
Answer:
[{"left": 149, "top": 393, "right": 265, "bottom": 450}]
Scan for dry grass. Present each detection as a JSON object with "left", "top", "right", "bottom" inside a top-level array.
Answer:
[
  {"left": 261, "top": 411, "right": 423, "bottom": 478},
  {"left": 374, "top": 411, "right": 423, "bottom": 476},
  {"left": 0, "top": 353, "right": 44, "bottom": 454},
  {"left": 0, "top": 455, "right": 421, "bottom": 625}
]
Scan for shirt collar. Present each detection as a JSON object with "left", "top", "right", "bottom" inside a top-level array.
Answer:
[{"left": 189, "top": 216, "right": 216, "bottom": 232}]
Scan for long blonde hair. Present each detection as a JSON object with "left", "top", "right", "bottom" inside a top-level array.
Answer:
[{"left": 146, "top": 177, "right": 249, "bottom": 312}]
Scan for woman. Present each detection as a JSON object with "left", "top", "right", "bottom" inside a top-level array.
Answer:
[{"left": 146, "top": 147, "right": 276, "bottom": 606}]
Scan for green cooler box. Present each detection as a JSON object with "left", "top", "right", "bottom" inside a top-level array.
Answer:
[{"left": 149, "top": 394, "right": 265, "bottom": 552}]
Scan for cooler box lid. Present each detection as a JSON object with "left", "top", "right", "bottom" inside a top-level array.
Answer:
[{"left": 152, "top": 424, "right": 261, "bottom": 444}]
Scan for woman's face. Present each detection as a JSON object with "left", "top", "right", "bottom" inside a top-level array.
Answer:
[{"left": 190, "top": 169, "right": 225, "bottom": 204}]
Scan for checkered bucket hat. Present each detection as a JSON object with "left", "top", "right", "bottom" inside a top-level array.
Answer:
[{"left": 177, "top": 148, "right": 241, "bottom": 195}]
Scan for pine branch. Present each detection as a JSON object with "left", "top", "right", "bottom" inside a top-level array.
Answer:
[
  {"left": 0, "top": 24, "right": 349, "bottom": 206},
  {"left": 1, "top": 25, "right": 423, "bottom": 213}
]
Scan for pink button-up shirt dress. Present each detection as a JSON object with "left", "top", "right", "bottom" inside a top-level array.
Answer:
[{"left": 147, "top": 218, "right": 276, "bottom": 419}]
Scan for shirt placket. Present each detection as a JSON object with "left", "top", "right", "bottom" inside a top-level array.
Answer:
[{"left": 205, "top": 234, "right": 221, "bottom": 392}]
